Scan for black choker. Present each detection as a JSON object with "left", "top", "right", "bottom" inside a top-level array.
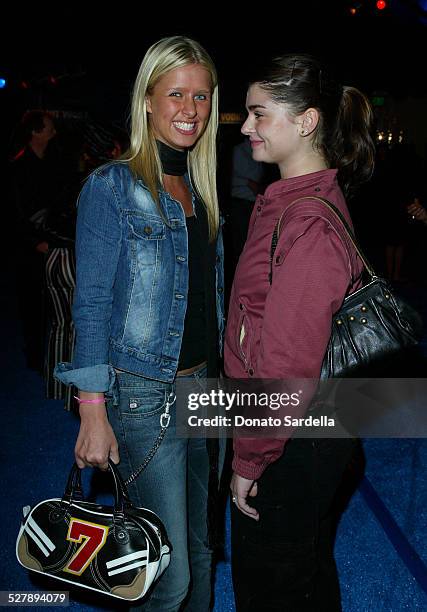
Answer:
[{"left": 157, "top": 140, "right": 188, "bottom": 176}]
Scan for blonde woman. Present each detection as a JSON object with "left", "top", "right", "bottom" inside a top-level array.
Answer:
[{"left": 55, "top": 36, "right": 224, "bottom": 611}]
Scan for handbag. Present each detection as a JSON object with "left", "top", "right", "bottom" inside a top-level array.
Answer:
[
  {"left": 16, "top": 459, "right": 171, "bottom": 602},
  {"left": 270, "top": 196, "right": 423, "bottom": 378}
]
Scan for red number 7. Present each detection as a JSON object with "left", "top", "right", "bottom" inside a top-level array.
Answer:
[{"left": 64, "top": 518, "right": 109, "bottom": 575}]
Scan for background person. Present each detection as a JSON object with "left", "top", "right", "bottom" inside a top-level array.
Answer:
[
  {"left": 10, "top": 110, "right": 59, "bottom": 372},
  {"left": 229, "top": 138, "right": 265, "bottom": 265}
]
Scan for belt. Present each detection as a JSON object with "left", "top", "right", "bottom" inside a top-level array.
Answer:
[{"left": 176, "top": 361, "right": 207, "bottom": 377}]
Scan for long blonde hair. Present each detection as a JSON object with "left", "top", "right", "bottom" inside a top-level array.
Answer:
[{"left": 124, "top": 36, "right": 219, "bottom": 240}]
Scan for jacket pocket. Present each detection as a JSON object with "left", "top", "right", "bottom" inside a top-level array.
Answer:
[
  {"left": 235, "top": 301, "right": 253, "bottom": 374},
  {"left": 126, "top": 213, "right": 165, "bottom": 266}
]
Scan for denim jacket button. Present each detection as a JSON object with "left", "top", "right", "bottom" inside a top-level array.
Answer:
[
  {"left": 218, "top": 287, "right": 223, "bottom": 293},
  {"left": 143, "top": 226, "right": 153, "bottom": 235}
]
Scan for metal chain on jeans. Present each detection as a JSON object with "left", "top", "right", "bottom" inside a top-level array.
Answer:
[{"left": 124, "top": 391, "right": 176, "bottom": 486}]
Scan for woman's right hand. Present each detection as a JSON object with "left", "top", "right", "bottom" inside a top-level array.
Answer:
[
  {"left": 408, "top": 198, "right": 427, "bottom": 224},
  {"left": 75, "top": 404, "right": 120, "bottom": 470}
]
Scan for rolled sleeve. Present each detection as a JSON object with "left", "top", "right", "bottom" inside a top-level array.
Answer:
[{"left": 54, "top": 362, "right": 116, "bottom": 393}]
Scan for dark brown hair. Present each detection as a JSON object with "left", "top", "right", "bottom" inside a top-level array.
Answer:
[{"left": 252, "top": 54, "right": 375, "bottom": 195}]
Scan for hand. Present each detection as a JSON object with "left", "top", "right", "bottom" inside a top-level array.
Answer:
[
  {"left": 75, "top": 404, "right": 120, "bottom": 470},
  {"left": 230, "top": 472, "right": 259, "bottom": 520},
  {"left": 408, "top": 199, "right": 427, "bottom": 225},
  {"left": 36, "top": 241, "right": 49, "bottom": 253}
]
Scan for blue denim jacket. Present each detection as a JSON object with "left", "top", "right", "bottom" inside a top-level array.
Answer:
[{"left": 54, "top": 162, "right": 224, "bottom": 392}]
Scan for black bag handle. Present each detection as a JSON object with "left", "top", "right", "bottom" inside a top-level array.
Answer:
[
  {"left": 269, "top": 195, "right": 377, "bottom": 284},
  {"left": 63, "top": 462, "right": 83, "bottom": 500},
  {"left": 62, "top": 460, "right": 131, "bottom": 517}
]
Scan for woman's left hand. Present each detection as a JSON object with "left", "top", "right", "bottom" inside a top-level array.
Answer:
[{"left": 230, "top": 472, "right": 259, "bottom": 520}]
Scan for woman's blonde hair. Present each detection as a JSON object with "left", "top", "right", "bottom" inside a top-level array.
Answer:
[{"left": 124, "top": 36, "right": 219, "bottom": 240}]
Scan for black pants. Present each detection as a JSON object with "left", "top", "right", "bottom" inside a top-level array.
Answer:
[{"left": 231, "top": 437, "right": 356, "bottom": 612}]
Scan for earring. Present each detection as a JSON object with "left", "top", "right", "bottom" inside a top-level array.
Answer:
[{"left": 300, "top": 129, "right": 306, "bottom": 135}]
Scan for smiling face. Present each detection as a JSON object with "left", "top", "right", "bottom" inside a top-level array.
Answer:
[
  {"left": 241, "top": 83, "right": 303, "bottom": 175},
  {"left": 146, "top": 63, "right": 212, "bottom": 151}
]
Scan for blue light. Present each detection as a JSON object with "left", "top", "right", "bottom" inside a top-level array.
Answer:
[
  {"left": 0, "top": 78, "right": 6, "bottom": 89},
  {"left": 419, "top": 0, "right": 427, "bottom": 11}
]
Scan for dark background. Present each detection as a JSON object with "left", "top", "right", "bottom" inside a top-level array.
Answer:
[
  {"left": 2, "top": 1, "right": 426, "bottom": 277},
  {"left": 1, "top": 1, "right": 426, "bottom": 137}
]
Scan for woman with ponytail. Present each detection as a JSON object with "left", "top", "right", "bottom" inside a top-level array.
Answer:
[{"left": 225, "top": 54, "right": 375, "bottom": 610}]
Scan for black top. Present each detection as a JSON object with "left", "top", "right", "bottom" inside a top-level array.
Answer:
[
  {"left": 156, "top": 140, "right": 218, "bottom": 376},
  {"left": 178, "top": 211, "right": 206, "bottom": 369},
  {"left": 178, "top": 197, "right": 218, "bottom": 375}
]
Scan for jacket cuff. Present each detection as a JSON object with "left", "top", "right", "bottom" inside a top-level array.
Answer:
[
  {"left": 54, "top": 363, "right": 116, "bottom": 393},
  {"left": 232, "top": 455, "right": 271, "bottom": 480}
]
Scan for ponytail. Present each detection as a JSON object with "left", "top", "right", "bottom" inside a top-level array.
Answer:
[
  {"left": 253, "top": 55, "right": 376, "bottom": 196},
  {"left": 325, "top": 86, "right": 375, "bottom": 196}
]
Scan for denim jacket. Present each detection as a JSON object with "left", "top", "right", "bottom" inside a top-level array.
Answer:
[{"left": 55, "top": 162, "right": 224, "bottom": 392}]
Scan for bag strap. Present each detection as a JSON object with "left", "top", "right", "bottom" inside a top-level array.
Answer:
[
  {"left": 269, "top": 195, "right": 377, "bottom": 284},
  {"left": 64, "top": 459, "right": 129, "bottom": 514}
]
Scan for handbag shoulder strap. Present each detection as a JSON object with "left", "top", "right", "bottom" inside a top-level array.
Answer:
[{"left": 269, "top": 195, "right": 377, "bottom": 284}]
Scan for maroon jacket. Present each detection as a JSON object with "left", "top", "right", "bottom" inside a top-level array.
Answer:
[{"left": 224, "top": 169, "right": 363, "bottom": 480}]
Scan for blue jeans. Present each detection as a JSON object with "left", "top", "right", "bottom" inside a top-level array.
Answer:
[{"left": 107, "top": 365, "right": 222, "bottom": 611}]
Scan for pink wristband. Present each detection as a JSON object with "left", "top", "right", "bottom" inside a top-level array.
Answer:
[{"left": 73, "top": 396, "right": 105, "bottom": 404}]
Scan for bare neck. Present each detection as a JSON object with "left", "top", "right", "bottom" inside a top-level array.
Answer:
[{"left": 279, "top": 151, "right": 328, "bottom": 180}]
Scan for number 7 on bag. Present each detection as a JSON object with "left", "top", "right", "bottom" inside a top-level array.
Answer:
[{"left": 64, "top": 518, "right": 109, "bottom": 575}]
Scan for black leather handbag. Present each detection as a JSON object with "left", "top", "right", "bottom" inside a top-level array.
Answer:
[
  {"left": 270, "top": 196, "right": 423, "bottom": 378},
  {"left": 16, "top": 460, "right": 171, "bottom": 602}
]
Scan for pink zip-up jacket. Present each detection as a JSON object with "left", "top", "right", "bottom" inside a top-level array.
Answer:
[{"left": 224, "top": 169, "right": 363, "bottom": 480}]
